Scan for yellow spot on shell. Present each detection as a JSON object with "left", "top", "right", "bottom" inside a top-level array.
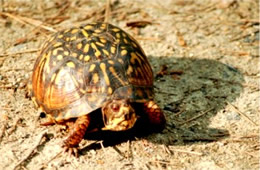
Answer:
[
  {"left": 71, "top": 29, "right": 79, "bottom": 34},
  {"left": 88, "top": 95, "right": 96, "bottom": 102},
  {"left": 121, "top": 50, "right": 127, "bottom": 56},
  {"left": 132, "top": 42, "right": 138, "bottom": 48},
  {"left": 122, "top": 33, "right": 127, "bottom": 37},
  {"left": 109, "top": 66, "right": 125, "bottom": 85},
  {"left": 100, "top": 38, "right": 107, "bottom": 43},
  {"left": 84, "top": 25, "right": 93, "bottom": 30},
  {"left": 99, "top": 86, "right": 105, "bottom": 93},
  {"left": 55, "top": 71, "right": 63, "bottom": 84},
  {"left": 130, "top": 52, "right": 141, "bottom": 65},
  {"left": 84, "top": 55, "right": 90, "bottom": 62},
  {"left": 102, "top": 49, "right": 109, "bottom": 56},
  {"left": 70, "top": 36, "right": 76, "bottom": 41},
  {"left": 66, "top": 62, "right": 75, "bottom": 68},
  {"left": 77, "top": 43, "right": 82, "bottom": 49},
  {"left": 107, "top": 87, "right": 113, "bottom": 94},
  {"left": 83, "top": 44, "right": 90, "bottom": 53},
  {"left": 100, "top": 63, "right": 110, "bottom": 85},
  {"left": 64, "top": 51, "right": 69, "bottom": 56},
  {"left": 53, "top": 42, "right": 63, "bottom": 47},
  {"left": 123, "top": 38, "right": 128, "bottom": 44},
  {"left": 94, "top": 29, "right": 102, "bottom": 33},
  {"left": 91, "top": 43, "right": 101, "bottom": 57},
  {"left": 89, "top": 64, "right": 96, "bottom": 72},
  {"left": 108, "top": 60, "right": 114, "bottom": 65},
  {"left": 80, "top": 88, "right": 86, "bottom": 94},
  {"left": 72, "top": 53, "right": 78, "bottom": 57},
  {"left": 101, "top": 23, "right": 107, "bottom": 30},
  {"left": 91, "top": 43, "right": 97, "bottom": 50},
  {"left": 95, "top": 50, "right": 101, "bottom": 58},
  {"left": 96, "top": 42, "right": 105, "bottom": 47},
  {"left": 57, "top": 55, "right": 63, "bottom": 60},
  {"left": 92, "top": 33, "right": 98, "bottom": 37},
  {"left": 118, "top": 58, "right": 124, "bottom": 64},
  {"left": 92, "top": 73, "right": 99, "bottom": 84},
  {"left": 58, "top": 34, "right": 64, "bottom": 38},
  {"left": 111, "top": 46, "right": 116, "bottom": 54},
  {"left": 81, "top": 29, "right": 89, "bottom": 38},
  {"left": 64, "top": 29, "right": 70, "bottom": 33},
  {"left": 116, "top": 33, "right": 121, "bottom": 38},
  {"left": 112, "top": 28, "right": 120, "bottom": 32},
  {"left": 79, "top": 54, "right": 83, "bottom": 60},
  {"left": 127, "top": 65, "right": 133, "bottom": 75},
  {"left": 52, "top": 47, "right": 63, "bottom": 56},
  {"left": 50, "top": 73, "right": 56, "bottom": 82}
]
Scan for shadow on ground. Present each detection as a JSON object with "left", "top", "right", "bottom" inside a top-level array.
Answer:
[{"left": 75, "top": 56, "right": 244, "bottom": 154}]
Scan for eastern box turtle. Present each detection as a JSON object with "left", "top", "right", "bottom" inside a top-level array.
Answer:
[{"left": 31, "top": 22, "right": 165, "bottom": 155}]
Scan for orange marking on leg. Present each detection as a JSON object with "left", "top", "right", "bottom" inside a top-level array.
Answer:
[
  {"left": 63, "top": 115, "right": 90, "bottom": 153},
  {"left": 143, "top": 101, "right": 166, "bottom": 131}
]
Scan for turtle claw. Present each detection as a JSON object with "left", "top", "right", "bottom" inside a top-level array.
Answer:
[{"left": 62, "top": 144, "right": 79, "bottom": 157}]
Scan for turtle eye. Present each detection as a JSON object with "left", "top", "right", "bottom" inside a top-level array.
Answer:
[{"left": 111, "top": 103, "right": 120, "bottom": 112}]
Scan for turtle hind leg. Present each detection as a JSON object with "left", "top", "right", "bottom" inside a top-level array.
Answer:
[
  {"left": 143, "top": 101, "right": 166, "bottom": 132},
  {"left": 62, "top": 114, "right": 90, "bottom": 157}
]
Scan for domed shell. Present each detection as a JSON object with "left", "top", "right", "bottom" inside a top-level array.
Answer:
[{"left": 32, "top": 23, "right": 154, "bottom": 122}]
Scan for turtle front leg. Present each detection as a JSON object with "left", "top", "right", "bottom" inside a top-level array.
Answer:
[
  {"left": 63, "top": 114, "right": 90, "bottom": 156},
  {"left": 143, "top": 101, "right": 166, "bottom": 131}
]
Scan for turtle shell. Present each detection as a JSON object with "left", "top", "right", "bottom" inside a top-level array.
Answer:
[{"left": 32, "top": 22, "right": 154, "bottom": 122}]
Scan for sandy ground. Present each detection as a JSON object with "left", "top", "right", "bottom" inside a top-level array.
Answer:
[{"left": 0, "top": 0, "right": 259, "bottom": 169}]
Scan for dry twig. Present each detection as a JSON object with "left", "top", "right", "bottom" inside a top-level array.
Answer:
[
  {"left": 126, "top": 140, "right": 133, "bottom": 160},
  {"left": 39, "top": 150, "right": 62, "bottom": 169},
  {"left": 179, "top": 108, "right": 214, "bottom": 125},
  {"left": 7, "top": 118, "right": 21, "bottom": 135},
  {"left": 14, "top": 130, "right": 48, "bottom": 169},
  {"left": 0, "top": 12, "right": 57, "bottom": 32},
  {"left": 0, "top": 114, "right": 8, "bottom": 143},
  {"left": 104, "top": 0, "right": 111, "bottom": 23},
  {"left": 0, "top": 123, "right": 7, "bottom": 143},
  {"left": 168, "top": 147, "right": 203, "bottom": 156},
  {"left": 228, "top": 102, "right": 258, "bottom": 126},
  {"left": 112, "top": 145, "right": 125, "bottom": 159},
  {"left": 150, "top": 160, "right": 176, "bottom": 166},
  {"left": 162, "top": 145, "right": 172, "bottom": 154},
  {"left": 126, "top": 20, "right": 153, "bottom": 28},
  {"left": 98, "top": 140, "right": 106, "bottom": 153},
  {"left": 0, "top": 48, "right": 39, "bottom": 57}
]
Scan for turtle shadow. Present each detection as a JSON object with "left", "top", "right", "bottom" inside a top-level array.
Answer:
[
  {"left": 81, "top": 56, "right": 244, "bottom": 153},
  {"left": 147, "top": 56, "right": 244, "bottom": 145}
]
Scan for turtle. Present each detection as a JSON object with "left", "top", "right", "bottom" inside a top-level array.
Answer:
[{"left": 30, "top": 22, "right": 166, "bottom": 155}]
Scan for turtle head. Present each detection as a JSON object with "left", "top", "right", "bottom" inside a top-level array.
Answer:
[{"left": 102, "top": 99, "right": 137, "bottom": 131}]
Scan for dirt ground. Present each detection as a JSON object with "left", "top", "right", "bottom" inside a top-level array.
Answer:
[{"left": 0, "top": 0, "right": 259, "bottom": 169}]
